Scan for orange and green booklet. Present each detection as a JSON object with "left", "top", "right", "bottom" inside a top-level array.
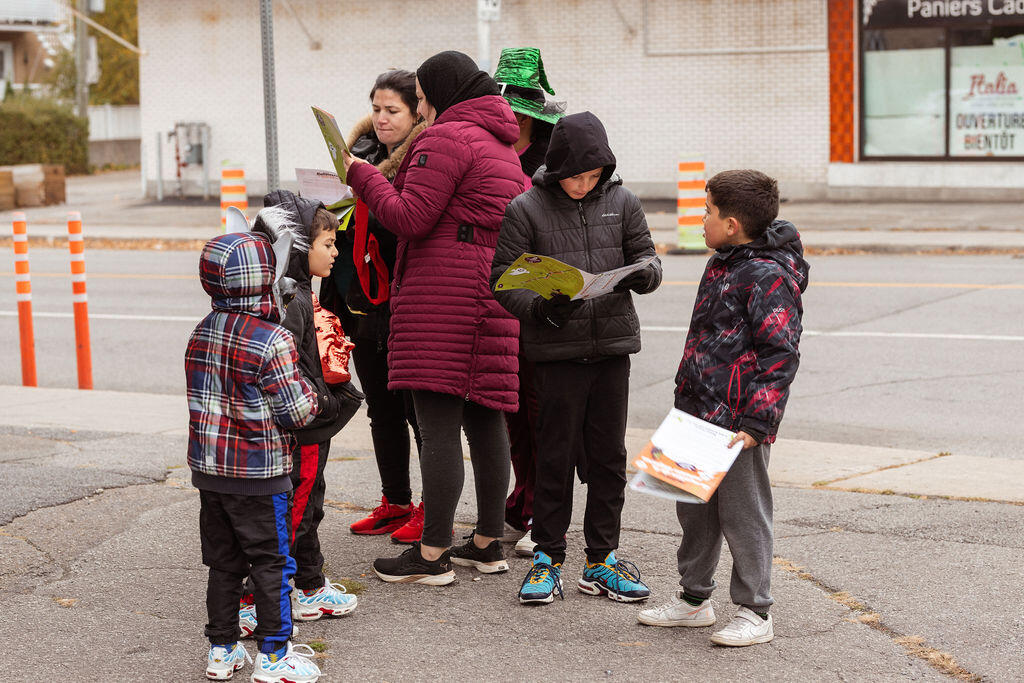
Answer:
[{"left": 629, "top": 408, "right": 744, "bottom": 504}]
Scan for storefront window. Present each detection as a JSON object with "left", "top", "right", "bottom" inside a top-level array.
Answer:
[
  {"left": 863, "top": 29, "right": 946, "bottom": 156},
  {"left": 949, "top": 28, "right": 1024, "bottom": 156},
  {"left": 861, "top": 1, "right": 1024, "bottom": 160}
]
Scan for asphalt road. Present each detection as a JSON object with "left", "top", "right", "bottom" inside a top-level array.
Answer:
[{"left": 1, "top": 249, "right": 1022, "bottom": 459}]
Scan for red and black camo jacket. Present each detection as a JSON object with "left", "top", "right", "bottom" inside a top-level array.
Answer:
[{"left": 674, "top": 219, "right": 810, "bottom": 444}]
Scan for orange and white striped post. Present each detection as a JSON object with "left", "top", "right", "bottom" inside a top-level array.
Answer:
[
  {"left": 676, "top": 156, "right": 708, "bottom": 252},
  {"left": 12, "top": 212, "right": 37, "bottom": 386},
  {"left": 220, "top": 167, "right": 247, "bottom": 232},
  {"left": 66, "top": 211, "right": 93, "bottom": 390}
]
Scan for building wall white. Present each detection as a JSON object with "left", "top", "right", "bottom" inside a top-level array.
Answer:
[{"left": 138, "top": 0, "right": 830, "bottom": 199}]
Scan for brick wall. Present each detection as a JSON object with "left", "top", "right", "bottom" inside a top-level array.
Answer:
[{"left": 139, "top": 0, "right": 830, "bottom": 199}]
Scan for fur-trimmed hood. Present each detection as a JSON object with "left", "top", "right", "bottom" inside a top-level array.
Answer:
[{"left": 347, "top": 115, "right": 427, "bottom": 179}]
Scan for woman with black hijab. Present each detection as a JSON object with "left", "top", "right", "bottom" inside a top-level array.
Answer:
[{"left": 342, "top": 51, "right": 524, "bottom": 585}]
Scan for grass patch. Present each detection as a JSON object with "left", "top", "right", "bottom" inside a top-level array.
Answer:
[
  {"left": 894, "top": 636, "right": 980, "bottom": 681},
  {"left": 307, "top": 639, "right": 328, "bottom": 653},
  {"left": 335, "top": 578, "right": 367, "bottom": 595}
]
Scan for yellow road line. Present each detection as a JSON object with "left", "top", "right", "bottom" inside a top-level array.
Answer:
[
  {"left": 1, "top": 274, "right": 1021, "bottom": 289},
  {"left": 0, "top": 272, "right": 196, "bottom": 280},
  {"left": 661, "top": 280, "right": 1023, "bottom": 290}
]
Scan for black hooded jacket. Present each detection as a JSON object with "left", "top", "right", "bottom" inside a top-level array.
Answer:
[
  {"left": 490, "top": 112, "right": 662, "bottom": 362},
  {"left": 262, "top": 190, "right": 358, "bottom": 445}
]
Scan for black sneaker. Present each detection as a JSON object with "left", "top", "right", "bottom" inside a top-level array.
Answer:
[
  {"left": 373, "top": 542, "right": 456, "bottom": 585},
  {"left": 449, "top": 533, "right": 510, "bottom": 574}
]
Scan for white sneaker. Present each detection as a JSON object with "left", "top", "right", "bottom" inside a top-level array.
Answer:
[
  {"left": 637, "top": 590, "right": 715, "bottom": 627},
  {"left": 251, "top": 642, "right": 321, "bottom": 683},
  {"left": 709, "top": 607, "right": 774, "bottom": 646},
  {"left": 514, "top": 530, "right": 537, "bottom": 557},
  {"left": 292, "top": 581, "right": 358, "bottom": 621},
  {"left": 206, "top": 642, "right": 251, "bottom": 680}
]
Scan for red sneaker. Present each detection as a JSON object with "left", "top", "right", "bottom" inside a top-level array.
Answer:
[
  {"left": 349, "top": 496, "right": 414, "bottom": 535},
  {"left": 390, "top": 501, "right": 424, "bottom": 545}
]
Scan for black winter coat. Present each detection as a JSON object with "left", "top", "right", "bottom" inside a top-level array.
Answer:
[
  {"left": 265, "top": 190, "right": 361, "bottom": 446},
  {"left": 674, "top": 219, "right": 809, "bottom": 444},
  {"left": 490, "top": 112, "right": 662, "bottom": 362}
]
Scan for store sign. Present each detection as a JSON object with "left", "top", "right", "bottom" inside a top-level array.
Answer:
[
  {"left": 950, "top": 61, "right": 1024, "bottom": 155},
  {"left": 864, "top": 0, "right": 1024, "bottom": 27}
]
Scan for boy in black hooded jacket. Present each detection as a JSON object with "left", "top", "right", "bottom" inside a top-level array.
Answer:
[
  {"left": 239, "top": 190, "right": 363, "bottom": 634},
  {"left": 491, "top": 111, "right": 662, "bottom": 606}
]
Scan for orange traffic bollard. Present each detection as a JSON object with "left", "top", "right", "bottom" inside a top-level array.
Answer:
[
  {"left": 220, "top": 167, "right": 247, "bottom": 232},
  {"left": 676, "top": 157, "right": 707, "bottom": 252},
  {"left": 66, "top": 211, "right": 93, "bottom": 390},
  {"left": 12, "top": 211, "right": 37, "bottom": 386}
]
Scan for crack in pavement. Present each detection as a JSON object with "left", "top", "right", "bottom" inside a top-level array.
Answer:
[
  {"left": 780, "top": 518, "right": 1023, "bottom": 549},
  {"left": 811, "top": 452, "right": 950, "bottom": 487},
  {"left": 773, "top": 556, "right": 982, "bottom": 681},
  {"left": 796, "top": 368, "right": 1018, "bottom": 400}
]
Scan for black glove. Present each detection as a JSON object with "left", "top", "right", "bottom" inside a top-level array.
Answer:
[
  {"left": 613, "top": 268, "right": 654, "bottom": 294},
  {"left": 532, "top": 293, "right": 582, "bottom": 329}
]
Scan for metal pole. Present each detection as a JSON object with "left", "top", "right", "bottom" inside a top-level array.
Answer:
[
  {"left": 155, "top": 131, "right": 163, "bottom": 202},
  {"left": 259, "top": 0, "right": 280, "bottom": 193},
  {"left": 201, "top": 125, "right": 210, "bottom": 200},
  {"left": 477, "top": 16, "right": 491, "bottom": 74},
  {"left": 74, "top": 0, "right": 89, "bottom": 118}
]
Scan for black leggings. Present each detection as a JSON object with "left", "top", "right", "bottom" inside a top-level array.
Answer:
[
  {"left": 352, "top": 337, "right": 420, "bottom": 505},
  {"left": 412, "top": 391, "right": 510, "bottom": 548}
]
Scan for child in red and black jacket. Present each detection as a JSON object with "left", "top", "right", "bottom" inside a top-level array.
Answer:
[
  {"left": 638, "top": 169, "right": 809, "bottom": 648},
  {"left": 249, "top": 190, "right": 363, "bottom": 626},
  {"left": 186, "top": 230, "right": 322, "bottom": 680}
]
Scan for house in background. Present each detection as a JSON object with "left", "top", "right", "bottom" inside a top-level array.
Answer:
[{"left": 0, "top": 0, "right": 63, "bottom": 95}]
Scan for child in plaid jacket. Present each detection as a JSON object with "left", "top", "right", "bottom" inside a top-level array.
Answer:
[{"left": 186, "top": 230, "right": 320, "bottom": 678}]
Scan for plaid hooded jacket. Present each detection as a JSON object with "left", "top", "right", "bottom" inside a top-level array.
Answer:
[
  {"left": 186, "top": 232, "right": 317, "bottom": 492},
  {"left": 674, "top": 219, "right": 809, "bottom": 444}
]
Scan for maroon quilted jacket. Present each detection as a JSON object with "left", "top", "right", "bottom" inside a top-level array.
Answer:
[{"left": 347, "top": 95, "right": 524, "bottom": 411}]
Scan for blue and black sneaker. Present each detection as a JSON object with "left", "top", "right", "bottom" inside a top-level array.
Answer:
[
  {"left": 518, "top": 551, "right": 564, "bottom": 605},
  {"left": 577, "top": 551, "right": 651, "bottom": 603}
]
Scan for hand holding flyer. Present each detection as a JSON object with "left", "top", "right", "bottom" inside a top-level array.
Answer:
[
  {"left": 494, "top": 253, "right": 657, "bottom": 300},
  {"left": 311, "top": 106, "right": 352, "bottom": 184},
  {"left": 629, "top": 409, "right": 745, "bottom": 504}
]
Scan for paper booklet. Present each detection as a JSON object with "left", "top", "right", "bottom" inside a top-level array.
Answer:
[
  {"left": 629, "top": 408, "right": 744, "bottom": 504},
  {"left": 311, "top": 106, "right": 352, "bottom": 184},
  {"left": 493, "top": 253, "right": 657, "bottom": 301},
  {"left": 294, "top": 167, "right": 357, "bottom": 229}
]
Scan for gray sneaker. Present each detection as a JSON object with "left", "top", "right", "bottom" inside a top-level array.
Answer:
[
  {"left": 638, "top": 590, "right": 715, "bottom": 627},
  {"left": 709, "top": 607, "right": 774, "bottom": 646}
]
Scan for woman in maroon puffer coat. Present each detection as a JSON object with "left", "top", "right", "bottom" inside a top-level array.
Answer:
[{"left": 343, "top": 50, "right": 524, "bottom": 584}]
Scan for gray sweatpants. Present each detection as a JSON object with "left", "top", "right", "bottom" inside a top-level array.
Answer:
[{"left": 675, "top": 443, "right": 774, "bottom": 611}]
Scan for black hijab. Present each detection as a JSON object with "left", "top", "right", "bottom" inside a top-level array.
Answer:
[{"left": 416, "top": 50, "right": 500, "bottom": 118}]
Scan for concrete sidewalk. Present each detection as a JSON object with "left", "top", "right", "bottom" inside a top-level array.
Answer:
[
  {"left": 3, "top": 170, "right": 1024, "bottom": 253},
  {"left": 2, "top": 386, "right": 1021, "bottom": 505},
  {"left": 1, "top": 385, "right": 1021, "bottom": 681}
]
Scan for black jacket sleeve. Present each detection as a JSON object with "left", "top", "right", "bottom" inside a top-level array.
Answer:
[
  {"left": 491, "top": 199, "right": 542, "bottom": 322},
  {"left": 737, "top": 267, "right": 802, "bottom": 438},
  {"left": 621, "top": 191, "right": 662, "bottom": 294}
]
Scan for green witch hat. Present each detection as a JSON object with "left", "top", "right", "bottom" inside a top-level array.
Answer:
[{"left": 494, "top": 47, "right": 565, "bottom": 125}]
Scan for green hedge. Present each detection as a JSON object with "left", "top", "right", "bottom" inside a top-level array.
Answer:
[{"left": 0, "top": 97, "right": 89, "bottom": 174}]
